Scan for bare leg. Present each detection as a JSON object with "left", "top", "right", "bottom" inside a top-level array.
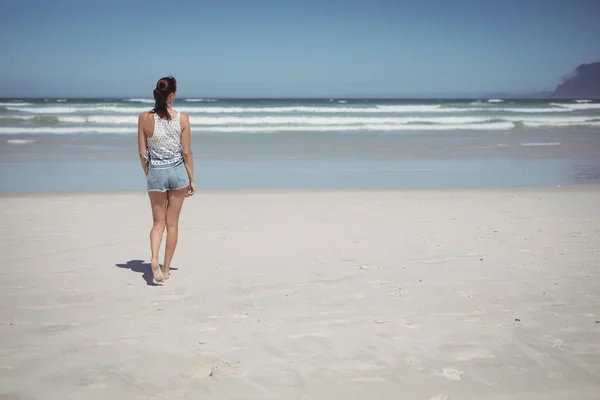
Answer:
[
  {"left": 162, "top": 187, "right": 187, "bottom": 279},
  {"left": 148, "top": 191, "right": 168, "bottom": 283}
]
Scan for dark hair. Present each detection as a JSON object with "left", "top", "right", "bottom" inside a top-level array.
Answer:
[{"left": 152, "top": 76, "right": 177, "bottom": 120}]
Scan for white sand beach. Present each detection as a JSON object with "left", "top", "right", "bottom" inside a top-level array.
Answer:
[{"left": 1, "top": 187, "right": 599, "bottom": 399}]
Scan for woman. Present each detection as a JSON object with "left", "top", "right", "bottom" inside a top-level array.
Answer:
[{"left": 137, "top": 76, "right": 195, "bottom": 284}]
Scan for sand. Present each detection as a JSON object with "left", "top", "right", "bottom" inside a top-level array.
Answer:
[{"left": 1, "top": 187, "right": 599, "bottom": 399}]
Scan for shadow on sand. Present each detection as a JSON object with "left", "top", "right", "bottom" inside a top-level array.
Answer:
[{"left": 116, "top": 260, "right": 178, "bottom": 286}]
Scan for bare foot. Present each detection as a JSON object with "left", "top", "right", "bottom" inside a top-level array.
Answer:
[
  {"left": 161, "top": 265, "right": 170, "bottom": 280},
  {"left": 151, "top": 260, "right": 164, "bottom": 283}
]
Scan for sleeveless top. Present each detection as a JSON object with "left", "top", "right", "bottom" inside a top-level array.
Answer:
[{"left": 146, "top": 111, "right": 183, "bottom": 169}]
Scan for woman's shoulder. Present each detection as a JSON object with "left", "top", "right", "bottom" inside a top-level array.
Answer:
[{"left": 138, "top": 110, "right": 154, "bottom": 120}]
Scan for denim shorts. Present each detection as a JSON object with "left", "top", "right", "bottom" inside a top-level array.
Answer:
[{"left": 147, "top": 162, "right": 190, "bottom": 192}]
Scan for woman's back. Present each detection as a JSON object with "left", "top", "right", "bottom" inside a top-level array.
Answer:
[
  {"left": 147, "top": 110, "right": 183, "bottom": 169},
  {"left": 137, "top": 75, "right": 195, "bottom": 284}
]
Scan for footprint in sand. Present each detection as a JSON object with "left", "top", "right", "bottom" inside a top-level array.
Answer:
[
  {"left": 182, "top": 359, "right": 240, "bottom": 380},
  {"left": 373, "top": 319, "right": 390, "bottom": 324},
  {"left": 404, "top": 356, "right": 424, "bottom": 370},
  {"left": 4, "top": 318, "right": 25, "bottom": 326},
  {"left": 404, "top": 356, "right": 420, "bottom": 365},
  {"left": 547, "top": 371, "right": 564, "bottom": 379},
  {"left": 434, "top": 368, "right": 464, "bottom": 381},
  {"left": 551, "top": 339, "right": 572, "bottom": 352},
  {"left": 430, "top": 395, "right": 450, "bottom": 400},
  {"left": 208, "top": 359, "right": 240, "bottom": 379},
  {"left": 400, "top": 320, "right": 422, "bottom": 330}
]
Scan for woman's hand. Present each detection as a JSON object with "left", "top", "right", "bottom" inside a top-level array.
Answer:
[{"left": 186, "top": 182, "right": 196, "bottom": 197}]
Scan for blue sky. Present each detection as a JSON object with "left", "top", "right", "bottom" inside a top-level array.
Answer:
[{"left": 2, "top": 0, "right": 599, "bottom": 97}]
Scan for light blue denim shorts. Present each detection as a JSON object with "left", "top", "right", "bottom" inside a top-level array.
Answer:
[{"left": 147, "top": 161, "right": 190, "bottom": 192}]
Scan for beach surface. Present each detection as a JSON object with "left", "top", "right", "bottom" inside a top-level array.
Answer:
[{"left": 1, "top": 187, "right": 600, "bottom": 399}]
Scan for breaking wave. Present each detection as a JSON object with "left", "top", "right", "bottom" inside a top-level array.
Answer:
[{"left": 1, "top": 98, "right": 598, "bottom": 135}]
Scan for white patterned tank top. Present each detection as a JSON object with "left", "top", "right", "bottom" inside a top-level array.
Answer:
[{"left": 146, "top": 111, "right": 183, "bottom": 169}]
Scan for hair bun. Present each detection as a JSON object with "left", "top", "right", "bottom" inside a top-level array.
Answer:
[{"left": 152, "top": 76, "right": 177, "bottom": 120}]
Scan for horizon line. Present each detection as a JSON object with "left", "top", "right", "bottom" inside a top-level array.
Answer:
[{"left": 1, "top": 95, "right": 586, "bottom": 101}]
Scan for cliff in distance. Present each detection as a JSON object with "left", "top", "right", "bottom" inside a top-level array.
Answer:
[
  {"left": 483, "top": 61, "right": 600, "bottom": 99},
  {"left": 551, "top": 62, "right": 600, "bottom": 99}
]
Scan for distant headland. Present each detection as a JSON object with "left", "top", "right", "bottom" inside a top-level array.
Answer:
[
  {"left": 552, "top": 62, "right": 600, "bottom": 98},
  {"left": 485, "top": 61, "right": 600, "bottom": 99}
]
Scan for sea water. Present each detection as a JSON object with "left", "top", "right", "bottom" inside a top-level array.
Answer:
[{"left": 0, "top": 98, "right": 599, "bottom": 192}]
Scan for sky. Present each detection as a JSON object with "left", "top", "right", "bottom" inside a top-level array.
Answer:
[{"left": 1, "top": 0, "right": 599, "bottom": 98}]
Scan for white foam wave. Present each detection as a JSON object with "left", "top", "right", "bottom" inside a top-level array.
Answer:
[
  {"left": 57, "top": 99, "right": 67, "bottom": 103},
  {"left": 520, "top": 142, "right": 561, "bottom": 146},
  {"left": 575, "top": 100, "right": 592, "bottom": 103},
  {"left": 550, "top": 102, "right": 600, "bottom": 110},
  {"left": 4, "top": 114, "right": 599, "bottom": 128},
  {"left": 498, "top": 107, "right": 570, "bottom": 113},
  {"left": 6, "top": 106, "right": 147, "bottom": 114},
  {"left": 188, "top": 116, "right": 491, "bottom": 126},
  {"left": 10, "top": 103, "right": 591, "bottom": 115},
  {"left": 194, "top": 122, "right": 516, "bottom": 132},
  {"left": 5, "top": 105, "right": 472, "bottom": 114},
  {"left": 6, "top": 139, "right": 36, "bottom": 144},
  {"left": 512, "top": 116, "right": 596, "bottom": 124},
  {"left": 465, "top": 104, "right": 573, "bottom": 113},
  {"left": 374, "top": 105, "right": 467, "bottom": 113},
  {"left": 57, "top": 116, "right": 95, "bottom": 124},
  {"left": 126, "top": 98, "right": 154, "bottom": 103},
  {"left": 522, "top": 121, "right": 600, "bottom": 127},
  {"left": 0, "top": 115, "right": 37, "bottom": 120},
  {"left": 5, "top": 117, "right": 599, "bottom": 134},
  {"left": 179, "top": 105, "right": 472, "bottom": 114},
  {"left": 0, "top": 122, "right": 514, "bottom": 135},
  {"left": 58, "top": 116, "right": 132, "bottom": 124},
  {"left": 0, "top": 102, "right": 33, "bottom": 107},
  {"left": 51, "top": 115, "right": 490, "bottom": 125},
  {"left": 184, "top": 98, "right": 218, "bottom": 102},
  {"left": 487, "top": 99, "right": 504, "bottom": 103},
  {"left": 0, "top": 127, "right": 134, "bottom": 134}
]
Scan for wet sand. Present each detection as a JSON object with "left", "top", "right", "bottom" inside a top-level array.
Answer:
[{"left": 2, "top": 128, "right": 600, "bottom": 192}]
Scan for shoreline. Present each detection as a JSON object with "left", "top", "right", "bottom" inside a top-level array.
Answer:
[
  {"left": 1, "top": 183, "right": 600, "bottom": 198},
  {"left": 2, "top": 125, "right": 600, "bottom": 194}
]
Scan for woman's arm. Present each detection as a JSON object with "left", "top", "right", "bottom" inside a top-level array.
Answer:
[
  {"left": 180, "top": 112, "right": 196, "bottom": 196},
  {"left": 137, "top": 113, "right": 149, "bottom": 176}
]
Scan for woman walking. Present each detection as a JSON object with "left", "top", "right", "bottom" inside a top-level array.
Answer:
[{"left": 137, "top": 76, "right": 195, "bottom": 283}]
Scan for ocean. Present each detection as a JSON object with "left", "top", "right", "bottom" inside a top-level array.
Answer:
[
  {"left": 1, "top": 98, "right": 599, "bottom": 192},
  {"left": 2, "top": 98, "right": 600, "bottom": 135}
]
